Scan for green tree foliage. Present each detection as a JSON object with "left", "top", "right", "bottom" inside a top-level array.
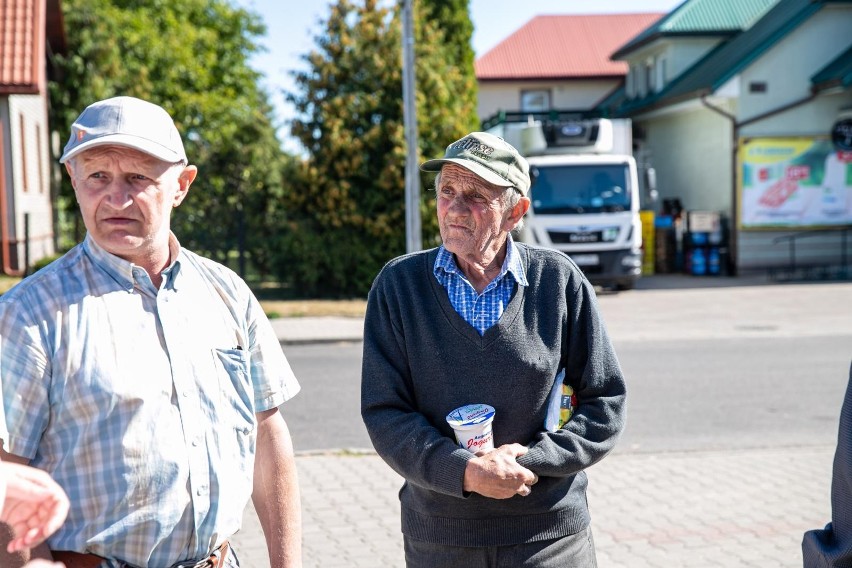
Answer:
[
  {"left": 278, "top": 0, "right": 479, "bottom": 297},
  {"left": 416, "top": 0, "right": 479, "bottom": 245},
  {"left": 49, "top": 0, "right": 282, "bottom": 275},
  {"left": 280, "top": 0, "right": 405, "bottom": 297}
]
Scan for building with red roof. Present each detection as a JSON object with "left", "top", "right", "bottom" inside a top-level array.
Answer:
[
  {"left": 0, "top": 0, "right": 64, "bottom": 275},
  {"left": 475, "top": 13, "right": 664, "bottom": 122}
]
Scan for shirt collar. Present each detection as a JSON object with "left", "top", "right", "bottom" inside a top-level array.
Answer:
[
  {"left": 504, "top": 235, "right": 528, "bottom": 287},
  {"left": 82, "top": 233, "right": 184, "bottom": 292},
  {"left": 433, "top": 234, "right": 528, "bottom": 287}
]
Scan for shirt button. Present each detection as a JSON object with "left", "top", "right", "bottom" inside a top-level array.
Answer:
[
  {"left": 192, "top": 439, "right": 199, "bottom": 447},
  {"left": 182, "top": 391, "right": 189, "bottom": 398}
]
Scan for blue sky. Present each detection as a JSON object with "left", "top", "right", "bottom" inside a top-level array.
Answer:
[{"left": 233, "top": 0, "right": 685, "bottom": 150}]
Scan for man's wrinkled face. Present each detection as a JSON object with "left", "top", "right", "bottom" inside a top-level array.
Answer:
[
  {"left": 66, "top": 146, "right": 194, "bottom": 263},
  {"left": 436, "top": 163, "right": 515, "bottom": 263}
]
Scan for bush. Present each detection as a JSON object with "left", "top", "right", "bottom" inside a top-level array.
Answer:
[{"left": 31, "top": 254, "right": 63, "bottom": 273}]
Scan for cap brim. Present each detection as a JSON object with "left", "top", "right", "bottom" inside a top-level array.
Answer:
[
  {"left": 420, "top": 158, "right": 513, "bottom": 188},
  {"left": 60, "top": 134, "right": 185, "bottom": 164}
]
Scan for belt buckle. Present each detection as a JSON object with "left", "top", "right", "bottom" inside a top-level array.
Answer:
[{"left": 174, "top": 539, "right": 227, "bottom": 568}]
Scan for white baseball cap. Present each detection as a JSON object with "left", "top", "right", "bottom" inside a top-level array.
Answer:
[{"left": 60, "top": 96, "right": 187, "bottom": 164}]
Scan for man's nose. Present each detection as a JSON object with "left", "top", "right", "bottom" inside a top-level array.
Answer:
[
  {"left": 447, "top": 194, "right": 470, "bottom": 213},
  {"left": 105, "top": 179, "right": 133, "bottom": 206}
]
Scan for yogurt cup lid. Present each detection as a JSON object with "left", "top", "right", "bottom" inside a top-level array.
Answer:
[{"left": 446, "top": 404, "right": 495, "bottom": 428}]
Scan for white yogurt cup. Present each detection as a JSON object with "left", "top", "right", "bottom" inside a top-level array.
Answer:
[{"left": 446, "top": 404, "right": 495, "bottom": 453}]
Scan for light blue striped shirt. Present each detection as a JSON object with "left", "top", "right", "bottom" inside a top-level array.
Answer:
[
  {"left": 0, "top": 234, "right": 300, "bottom": 567},
  {"left": 433, "top": 235, "right": 528, "bottom": 335}
]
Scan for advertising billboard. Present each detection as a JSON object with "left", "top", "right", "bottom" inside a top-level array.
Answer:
[{"left": 739, "top": 137, "right": 852, "bottom": 229}]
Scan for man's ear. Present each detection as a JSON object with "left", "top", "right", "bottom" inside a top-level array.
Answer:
[
  {"left": 504, "top": 196, "right": 531, "bottom": 231},
  {"left": 173, "top": 165, "right": 198, "bottom": 207}
]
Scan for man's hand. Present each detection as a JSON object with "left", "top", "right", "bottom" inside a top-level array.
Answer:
[
  {"left": 0, "top": 462, "right": 69, "bottom": 553},
  {"left": 462, "top": 443, "right": 538, "bottom": 499}
]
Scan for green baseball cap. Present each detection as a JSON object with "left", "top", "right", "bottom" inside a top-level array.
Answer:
[{"left": 421, "top": 131, "right": 530, "bottom": 196}]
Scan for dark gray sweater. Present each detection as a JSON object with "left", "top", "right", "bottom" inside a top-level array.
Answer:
[{"left": 360, "top": 244, "right": 626, "bottom": 546}]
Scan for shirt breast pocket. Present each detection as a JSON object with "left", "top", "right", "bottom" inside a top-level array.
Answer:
[{"left": 212, "top": 348, "right": 256, "bottom": 429}]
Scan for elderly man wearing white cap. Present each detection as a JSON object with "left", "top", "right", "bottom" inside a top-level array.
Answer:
[
  {"left": 0, "top": 97, "right": 302, "bottom": 568},
  {"left": 361, "top": 132, "right": 626, "bottom": 567}
]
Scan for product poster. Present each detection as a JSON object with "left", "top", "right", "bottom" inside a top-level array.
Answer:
[{"left": 739, "top": 137, "right": 852, "bottom": 228}]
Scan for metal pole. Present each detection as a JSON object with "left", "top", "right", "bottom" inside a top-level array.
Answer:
[{"left": 402, "top": 0, "right": 421, "bottom": 252}]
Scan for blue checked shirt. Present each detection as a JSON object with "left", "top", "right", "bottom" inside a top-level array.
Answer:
[
  {"left": 0, "top": 234, "right": 300, "bottom": 567},
  {"left": 433, "top": 235, "right": 528, "bottom": 335}
]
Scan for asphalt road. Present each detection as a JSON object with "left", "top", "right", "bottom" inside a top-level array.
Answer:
[
  {"left": 614, "top": 334, "right": 849, "bottom": 454},
  {"left": 280, "top": 333, "right": 850, "bottom": 455}
]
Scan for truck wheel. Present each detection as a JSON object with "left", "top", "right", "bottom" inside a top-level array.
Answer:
[{"left": 616, "top": 280, "right": 635, "bottom": 291}]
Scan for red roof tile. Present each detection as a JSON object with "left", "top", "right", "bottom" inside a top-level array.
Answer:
[
  {"left": 0, "top": 0, "right": 45, "bottom": 93},
  {"left": 476, "top": 13, "right": 664, "bottom": 80}
]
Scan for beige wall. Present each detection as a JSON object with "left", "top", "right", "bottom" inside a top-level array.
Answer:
[
  {"left": 7, "top": 94, "right": 55, "bottom": 267},
  {"left": 737, "top": 7, "right": 852, "bottom": 137},
  {"left": 477, "top": 79, "right": 620, "bottom": 122},
  {"left": 637, "top": 103, "right": 734, "bottom": 213}
]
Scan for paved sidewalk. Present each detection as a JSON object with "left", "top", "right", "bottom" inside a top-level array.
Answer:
[
  {"left": 230, "top": 275, "right": 852, "bottom": 567},
  {"left": 232, "top": 446, "right": 834, "bottom": 567}
]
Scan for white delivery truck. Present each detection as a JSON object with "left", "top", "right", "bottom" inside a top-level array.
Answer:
[{"left": 486, "top": 113, "right": 656, "bottom": 290}]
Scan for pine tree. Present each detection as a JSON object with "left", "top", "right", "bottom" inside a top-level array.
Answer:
[{"left": 278, "top": 0, "right": 479, "bottom": 296}]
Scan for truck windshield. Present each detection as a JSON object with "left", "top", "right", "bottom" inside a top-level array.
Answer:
[{"left": 530, "top": 164, "right": 631, "bottom": 214}]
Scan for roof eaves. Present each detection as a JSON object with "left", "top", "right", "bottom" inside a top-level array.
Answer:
[
  {"left": 613, "top": 87, "right": 712, "bottom": 118},
  {"left": 611, "top": 0, "right": 691, "bottom": 59},
  {"left": 0, "top": 84, "right": 41, "bottom": 95},
  {"left": 612, "top": 29, "right": 739, "bottom": 60},
  {"left": 811, "top": 44, "right": 852, "bottom": 91},
  {"left": 612, "top": 0, "right": 785, "bottom": 60},
  {"left": 621, "top": 0, "right": 823, "bottom": 114},
  {"left": 478, "top": 73, "right": 626, "bottom": 82},
  {"left": 708, "top": 0, "right": 822, "bottom": 92}
]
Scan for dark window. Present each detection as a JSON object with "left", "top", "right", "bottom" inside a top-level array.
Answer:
[{"left": 530, "top": 164, "right": 631, "bottom": 214}]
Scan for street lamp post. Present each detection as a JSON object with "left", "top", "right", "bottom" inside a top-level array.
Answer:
[{"left": 402, "top": 0, "right": 422, "bottom": 253}]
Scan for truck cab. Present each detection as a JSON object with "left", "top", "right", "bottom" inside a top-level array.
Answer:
[{"left": 486, "top": 113, "right": 655, "bottom": 290}]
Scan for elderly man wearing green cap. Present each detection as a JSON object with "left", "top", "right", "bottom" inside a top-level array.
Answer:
[
  {"left": 361, "top": 132, "right": 626, "bottom": 567},
  {"left": 0, "top": 97, "right": 302, "bottom": 567}
]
